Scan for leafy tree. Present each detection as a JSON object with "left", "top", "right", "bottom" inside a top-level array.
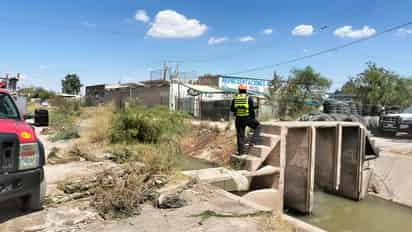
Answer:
[
  {"left": 289, "top": 66, "right": 331, "bottom": 101},
  {"left": 341, "top": 63, "right": 412, "bottom": 108},
  {"left": 286, "top": 66, "right": 331, "bottom": 117},
  {"left": 18, "top": 87, "right": 56, "bottom": 101},
  {"left": 62, "top": 74, "right": 82, "bottom": 95},
  {"left": 270, "top": 66, "right": 331, "bottom": 119},
  {"left": 269, "top": 72, "right": 288, "bottom": 119}
]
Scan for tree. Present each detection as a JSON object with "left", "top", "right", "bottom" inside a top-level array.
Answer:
[
  {"left": 286, "top": 66, "right": 331, "bottom": 116},
  {"left": 18, "top": 87, "right": 56, "bottom": 101},
  {"left": 289, "top": 66, "right": 331, "bottom": 101},
  {"left": 341, "top": 63, "right": 412, "bottom": 108},
  {"left": 62, "top": 74, "right": 82, "bottom": 95},
  {"left": 269, "top": 72, "right": 288, "bottom": 119},
  {"left": 270, "top": 66, "right": 331, "bottom": 119}
]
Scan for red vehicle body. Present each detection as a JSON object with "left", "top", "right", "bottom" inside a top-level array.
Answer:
[{"left": 0, "top": 89, "right": 46, "bottom": 211}]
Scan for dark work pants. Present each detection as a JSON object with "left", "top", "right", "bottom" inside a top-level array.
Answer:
[{"left": 235, "top": 117, "right": 261, "bottom": 154}]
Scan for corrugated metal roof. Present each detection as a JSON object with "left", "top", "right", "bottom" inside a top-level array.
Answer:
[
  {"left": 105, "top": 82, "right": 144, "bottom": 90},
  {"left": 185, "top": 84, "right": 224, "bottom": 93}
]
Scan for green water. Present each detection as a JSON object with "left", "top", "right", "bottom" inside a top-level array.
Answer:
[
  {"left": 177, "top": 156, "right": 412, "bottom": 232},
  {"left": 178, "top": 154, "right": 217, "bottom": 171},
  {"left": 293, "top": 191, "right": 412, "bottom": 232}
]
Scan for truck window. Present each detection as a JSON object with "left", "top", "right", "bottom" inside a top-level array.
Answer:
[
  {"left": 0, "top": 93, "right": 20, "bottom": 119},
  {"left": 403, "top": 107, "right": 412, "bottom": 114}
]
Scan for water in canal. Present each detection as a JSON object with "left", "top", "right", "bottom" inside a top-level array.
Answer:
[
  {"left": 178, "top": 154, "right": 217, "bottom": 170},
  {"left": 291, "top": 191, "right": 412, "bottom": 232},
  {"left": 177, "top": 155, "right": 412, "bottom": 232}
]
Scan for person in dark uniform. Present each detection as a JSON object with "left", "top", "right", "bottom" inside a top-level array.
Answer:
[{"left": 231, "top": 83, "right": 261, "bottom": 155}]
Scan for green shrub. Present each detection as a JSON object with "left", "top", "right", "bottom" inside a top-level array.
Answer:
[
  {"left": 50, "top": 124, "right": 80, "bottom": 142},
  {"left": 110, "top": 106, "right": 188, "bottom": 144},
  {"left": 49, "top": 97, "right": 81, "bottom": 116}
]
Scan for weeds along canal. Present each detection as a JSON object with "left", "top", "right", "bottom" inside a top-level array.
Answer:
[{"left": 289, "top": 191, "right": 412, "bottom": 232}]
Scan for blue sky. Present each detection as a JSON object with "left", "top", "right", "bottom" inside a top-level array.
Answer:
[{"left": 1, "top": 0, "right": 411, "bottom": 92}]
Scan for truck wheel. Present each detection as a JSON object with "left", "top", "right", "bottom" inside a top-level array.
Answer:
[
  {"left": 383, "top": 131, "right": 397, "bottom": 137},
  {"left": 21, "top": 185, "right": 42, "bottom": 212},
  {"left": 379, "top": 129, "right": 397, "bottom": 137},
  {"left": 40, "top": 178, "right": 47, "bottom": 202}
]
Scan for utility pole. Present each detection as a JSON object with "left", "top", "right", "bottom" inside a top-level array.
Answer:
[
  {"left": 162, "top": 61, "right": 168, "bottom": 81},
  {"left": 174, "top": 63, "right": 179, "bottom": 81}
]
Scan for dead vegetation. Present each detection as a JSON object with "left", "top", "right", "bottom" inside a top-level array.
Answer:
[
  {"left": 258, "top": 215, "right": 297, "bottom": 232},
  {"left": 181, "top": 121, "right": 236, "bottom": 165},
  {"left": 92, "top": 162, "right": 168, "bottom": 219},
  {"left": 45, "top": 104, "right": 192, "bottom": 219},
  {"left": 43, "top": 103, "right": 238, "bottom": 221}
]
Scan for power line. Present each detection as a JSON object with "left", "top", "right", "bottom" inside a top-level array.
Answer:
[
  {"left": 172, "top": 24, "right": 334, "bottom": 64},
  {"left": 225, "top": 20, "right": 412, "bottom": 76}
]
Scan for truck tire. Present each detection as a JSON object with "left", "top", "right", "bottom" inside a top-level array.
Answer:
[
  {"left": 383, "top": 131, "right": 397, "bottom": 138},
  {"left": 40, "top": 178, "right": 47, "bottom": 205},
  {"left": 21, "top": 184, "right": 42, "bottom": 212}
]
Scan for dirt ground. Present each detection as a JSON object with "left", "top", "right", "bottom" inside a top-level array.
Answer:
[
  {"left": 368, "top": 135, "right": 412, "bottom": 207},
  {"left": 0, "top": 123, "right": 297, "bottom": 232}
]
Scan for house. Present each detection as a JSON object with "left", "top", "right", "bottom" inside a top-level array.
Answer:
[{"left": 85, "top": 81, "right": 169, "bottom": 107}]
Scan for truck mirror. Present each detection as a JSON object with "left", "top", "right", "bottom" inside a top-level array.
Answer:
[{"left": 24, "top": 114, "right": 34, "bottom": 120}]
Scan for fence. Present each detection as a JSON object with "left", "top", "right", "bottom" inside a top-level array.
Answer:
[{"left": 200, "top": 100, "right": 232, "bottom": 121}]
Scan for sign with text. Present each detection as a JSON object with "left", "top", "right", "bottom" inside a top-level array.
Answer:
[{"left": 218, "top": 76, "right": 271, "bottom": 95}]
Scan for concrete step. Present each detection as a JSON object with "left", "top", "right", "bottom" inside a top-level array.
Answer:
[
  {"left": 231, "top": 154, "right": 262, "bottom": 171},
  {"left": 258, "top": 133, "right": 275, "bottom": 146},
  {"left": 250, "top": 139, "right": 281, "bottom": 171},
  {"left": 249, "top": 145, "right": 271, "bottom": 157},
  {"left": 261, "top": 124, "right": 281, "bottom": 135},
  {"left": 259, "top": 133, "right": 280, "bottom": 147}
]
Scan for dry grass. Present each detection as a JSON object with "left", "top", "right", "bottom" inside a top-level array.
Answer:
[
  {"left": 258, "top": 215, "right": 297, "bottom": 232},
  {"left": 92, "top": 162, "right": 150, "bottom": 219},
  {"left": 51, "top": 105, "right": 192, "bottom": 219},
  {"left": 180, "top": 123, "right": 236, "bottom": 164},
  {"left": 91, "top": 142, "right": 181, "bottom": 219},
  {"left": 81, "top": 105, "right": 114, "bottom": 144}
]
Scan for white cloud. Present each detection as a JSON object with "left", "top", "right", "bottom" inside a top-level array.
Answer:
[
  {"left": 147, "top": 10, "right": 207, "bottom": 39},
  {"left": 292, "top": 24, "right": 314, "bottom": 36},
  {"left": 262, "top": 28, "right": 273, "bottom": 35},
  {"left": 334, "top": 26, "right": 376, "bottom": 39},
  {"left": 208, "top": 37, "right": 228, "bottom": 45},
  {"left": 135, "top": 9, "right": 150, "bottom": 23},
  {"left": 398, "top": 28, "right": 412, "bottom": 35},
  {"left": 239, "top": 36, "right": 255, "bottom": 42}
]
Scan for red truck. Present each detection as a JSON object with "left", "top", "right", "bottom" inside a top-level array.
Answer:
[{"left": 0, "top": 89, "right": 46, "bottom": 211}]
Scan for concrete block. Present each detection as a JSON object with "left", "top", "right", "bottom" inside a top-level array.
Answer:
[
  {"left": 243, "top": 189, "right": 282, "bottom": 212},
  {"left": 315, "top": 127, "right": 337, "bottom": 192},
  {"left": 337, "top": 126, "right": 362, "bottom": 200},
  {"left": 284, "top": 127, "right": 312, "bottom": 213}
]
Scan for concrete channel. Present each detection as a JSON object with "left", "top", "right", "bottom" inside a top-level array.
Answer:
[{"left": 183, "top": 121, "right": 378, "bottom": 231}]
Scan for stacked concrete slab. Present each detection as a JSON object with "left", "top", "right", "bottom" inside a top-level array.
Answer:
[{"left": 185, "top": 121, "right": 375, "bottom": 215}]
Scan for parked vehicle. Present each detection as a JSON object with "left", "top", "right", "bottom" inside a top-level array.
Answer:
[
  {"left": 0, "top": 89, "right": 46, "bottom": 211},
  {"left": 379, "top": 106, "right": 412, "bottom": 136}
]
